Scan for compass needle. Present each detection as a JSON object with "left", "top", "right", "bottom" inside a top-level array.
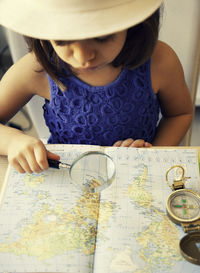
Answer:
[{"left": 174, "top": 204, "right": 182, "bottom": 208}]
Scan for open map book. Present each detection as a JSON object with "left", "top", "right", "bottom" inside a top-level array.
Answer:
[{"left": 0, "top": 144, "right": 200, "bottom": 272}]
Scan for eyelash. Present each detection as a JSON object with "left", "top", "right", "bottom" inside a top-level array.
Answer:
[
  {"left": 54, "top": 35, "right": 114, "bottom": 46},
  {"left": 94, "top": 35, "right": 114, "bottom": 43},
  {"left": 54, "top": 41, "right": 72, "bottom": 46}
]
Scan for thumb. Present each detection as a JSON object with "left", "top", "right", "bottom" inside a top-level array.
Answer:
[
  {"left": 144, "top": 142, "right": 152, "bottom": 147},
  {"left": 46, "top": 150, "right": 60, "bottom": 161}
]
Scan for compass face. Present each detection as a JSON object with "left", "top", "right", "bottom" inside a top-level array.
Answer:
[{"left": 167, "top": 190, "right": 200, "bottom": 223}]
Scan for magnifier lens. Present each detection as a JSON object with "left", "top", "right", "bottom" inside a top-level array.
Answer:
[{"left": 69, "top": 152, "right": 115, "bottom": 193}]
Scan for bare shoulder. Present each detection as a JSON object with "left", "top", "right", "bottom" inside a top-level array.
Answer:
[
  {"left": 151, "top": 41, "right": 193, "bottom": 117},
  {"left": 1, "top": 52, "right": 49, "bottom": 99},
  {"left": 151, "top": 41, "right": 185, "bottom": 93},
  {"left": 0, "top": 53, "right": 50, "bottom": 123},
  {"left": 152, "top": 41, "right": 181, "bottom": 69}
]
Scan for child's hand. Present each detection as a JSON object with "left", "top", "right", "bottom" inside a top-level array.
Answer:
[
  {"left": 113, "top": 138, "right": 152, "bottom": 148},
  {"left": 7, "top": 134, "right": 60, "bottom": 174}
]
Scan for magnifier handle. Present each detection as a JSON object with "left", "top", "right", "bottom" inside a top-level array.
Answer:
[
  {"left": 48, "top": 159, "right": 71, "bottom": 169},
  {"left": 48, "top": 159, "right": 61, "bottom": 169}
]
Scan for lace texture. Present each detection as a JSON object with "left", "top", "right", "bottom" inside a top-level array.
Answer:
[{"left": 43, "top": 60, "right": 160, "bottom": 145}]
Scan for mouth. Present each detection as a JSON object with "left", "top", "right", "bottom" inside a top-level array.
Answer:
[
  {"left": 76, "top": 63, "right": 107, "bottom": 72},
  {"left": 77, "top": 66, "right": 99, "bottom": 71}
]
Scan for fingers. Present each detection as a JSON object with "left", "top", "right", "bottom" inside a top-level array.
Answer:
[
  {"left": 10, "top": 157, "right": 29, "bottom": 174},
  {"left": 11, "top": 149, "right": 61, "bottom": 174},
  {"left": 9, "top": 153, "right": 40, "bottom": 174},
  {"left": 9, "top": 148, "right": 44, "bottom": 174},
  {"left": 113, "top": 138, "right": 152, "bottom": 148},
  {"left": 19, "top": 154, "right": 42, "bottom": 174},
  {"left": 144, "top": 142, "right": 152, "bottom": 148},
  {"left": 113, "top": 138, "right": 134, "bottom": 147},
  {"left": 134, "top": 140, "right": 152, "bottom": 147},
  {"left": 34, "top": 144, "right": 49, "bottom": 171},
  {"left": 8, "top": 136, "right": 58, "bottom": 174},
  {"left": 130, "top": 139, "right": 147, "bottom": 148},
  {"left": 46, "top": 150, "right": 60, "bottom": 161},
  {"left": 113, "top": 140, "right": 123, "bottom": 147}
]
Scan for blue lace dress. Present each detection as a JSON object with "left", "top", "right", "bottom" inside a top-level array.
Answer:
[{"left": 43, "top": 59, "right": 160, "bottom": 145}]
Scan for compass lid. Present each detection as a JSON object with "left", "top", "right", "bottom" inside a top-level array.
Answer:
[{"left": 180, "top": 231, "right": 200, "bottom": 265}]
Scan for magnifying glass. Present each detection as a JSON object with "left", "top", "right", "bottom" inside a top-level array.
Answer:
[{"left": 48, "top": 151, "right": 115, "bottom": 193}]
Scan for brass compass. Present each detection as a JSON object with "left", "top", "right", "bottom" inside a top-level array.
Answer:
[{"left": 166, "top": 165, "right": 200, "bottom": 265}]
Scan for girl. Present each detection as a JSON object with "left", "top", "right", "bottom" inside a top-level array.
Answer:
[{"left": 0, "top": 0, "right": 193, "bottom": 174}]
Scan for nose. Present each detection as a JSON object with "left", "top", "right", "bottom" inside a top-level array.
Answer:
[{"left": 72, "top": 41, "right": 95, "bottom": 67}]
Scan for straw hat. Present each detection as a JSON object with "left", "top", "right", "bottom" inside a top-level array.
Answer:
[{"left": 0, "top": 0, "right": 163, "bottom": 40}]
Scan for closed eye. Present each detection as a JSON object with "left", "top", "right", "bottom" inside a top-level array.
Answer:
[
  {"left": 94, "top": 35, "right": 114, "bottom": 43},
  {"left": 54, "top": 34, "right": 114, "bottom": 46},
  {"left": 54, "top": 40, "right": 74, "bottom": 46}
]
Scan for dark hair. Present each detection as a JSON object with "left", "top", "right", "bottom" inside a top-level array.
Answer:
[{"left": 24, "top": 8, "right": 161, "bottom": 87}]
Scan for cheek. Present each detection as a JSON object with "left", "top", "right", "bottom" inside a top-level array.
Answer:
[
  {"left": 105, "top": 33, "right": 127, "bottom": 61},
  {"left": 105, "top": 42, "right": 125, "bottom": 61},
  {"left": 53, "top": 47, "right": 72, "bottom": 62},
  {"left": 117, "top": 34, "right": 127, "bottom": 53}
]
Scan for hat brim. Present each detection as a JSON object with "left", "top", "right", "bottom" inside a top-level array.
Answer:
[{"left": 0, "top": 0, "right": 163, "bottom": 40}]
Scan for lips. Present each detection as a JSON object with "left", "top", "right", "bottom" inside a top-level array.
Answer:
[
  {"left": 77, "top": 66, "right": 98, "bottom": 71},
  {"left": 78, "top": 62, "right": 108, "bottom": 70}
]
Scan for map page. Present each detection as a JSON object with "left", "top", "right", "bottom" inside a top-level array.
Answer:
[{"left": 0, "top": 144, "right": 200, "bottom": 273}]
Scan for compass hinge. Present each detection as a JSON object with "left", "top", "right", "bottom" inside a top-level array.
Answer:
[
  {"left": 172, "top": 179, "right": 185, "bottom": 191},
  {"left": 182, "top": 220, "right": 200, "bottom": 233}
]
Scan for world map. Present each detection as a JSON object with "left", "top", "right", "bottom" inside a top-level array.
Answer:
[{"left": 0, "top": 144, "right": 199, "bottom": 272}]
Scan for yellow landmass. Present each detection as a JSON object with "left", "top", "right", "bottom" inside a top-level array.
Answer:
[
  {"left": 0, "top": 192, "right": 114, "bottom": 260},
  {"left": 37, "top": 193, "right": 48, "bottom": 200},
  {"left": 127, "top": 165, "right": 152, "bottom": 208},
  {"left": 98, "top": 202, "right": 114, "bottom": 225},
  {"left": 24, "top": 174, "right": 45, "bottom": 189},
  {"left": 136, "top": 207, "right": 182, "bottom": 271},
  {"left": 127, "top": 165, "right": 182, "bottom": 271}
]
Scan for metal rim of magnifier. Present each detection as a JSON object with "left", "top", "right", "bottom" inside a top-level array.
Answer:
[{"left": 69, "top": 151, "right": 116, "bottom": 192}]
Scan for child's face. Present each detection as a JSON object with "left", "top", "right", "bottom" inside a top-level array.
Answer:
[{"left": 50, "top": 30, "right": 127, "bottom": 74}]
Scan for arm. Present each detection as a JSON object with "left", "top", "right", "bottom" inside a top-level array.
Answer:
[
  {"left": 113, "top": 41, "right": 193, "bottom": 148},
  {"left": 151, "top": 41, "right": 193, "bottom": 146},
  {"left": 0, "top": 53, "right": 60, "bottom": 173}
]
